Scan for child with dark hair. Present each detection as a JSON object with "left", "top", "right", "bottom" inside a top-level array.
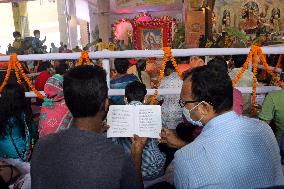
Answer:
[
  {"left": 113, "top": 81, "right": 166, "bottom": 181},
  {"left": 125, "top": 81, "right": 147, "bottom": 104}
]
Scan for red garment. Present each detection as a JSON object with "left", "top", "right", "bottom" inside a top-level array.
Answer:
[
  {"left": 233, "top": 88, "right": 243, "bottom": 116},
  {"left": 35, "top": 71, "right": 52, "bottom": 91},
  {"left": 0, "top": 54, "right": 8, "bottom": 69}
]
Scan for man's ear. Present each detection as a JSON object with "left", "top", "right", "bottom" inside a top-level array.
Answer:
[
  {"left": 104, "top": 98, "right": 110, "bottom": 112},
  {"left": 199, "top": 101, "right": 213, "bottom": 116}
]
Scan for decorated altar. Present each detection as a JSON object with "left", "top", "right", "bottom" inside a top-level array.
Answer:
[{"left": 113, "top": 13, "right": 177, "bottom": 50}]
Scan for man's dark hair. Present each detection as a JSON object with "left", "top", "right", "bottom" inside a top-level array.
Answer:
[
  {"left": 63, "top": 65, "right": 108, "bottom": 118},
  {"left": 184, "top": 65, "right": 233, "bottom": 113},
  {"left": 231, "top": 55, "right": 247, "bottom": 68},
  {"left": 125, "top": 81, "right": 147, "bottom": 103},
  {"left": 55, "top": 61, "right": 69, "bottom": 75},
  {"left": 207, "top": 57, "right": 228, "bottom": 73},
  {"left": 114, "top": 58, "right": 129, "bottom": 74},
  {"left": 38, "top": 61, "right": 52, "bottom": 72},
  {"left": 13, "top": 31, "right": 21, "bottom": 38},
  {"left": 98, "top": 38, "right": 102, "bottom": 42},
  {"left": 165, "top": 60, "right": 175, "bottom": 71},
  {"left": 0, "top": 176, "right": 8, "bottom": 189},
  {"left": 33, "top": 30, "right": 40, "bottom": 35},
  {"left": 136, "top": 59, "right": 146, "bottom": 83},
  {"left": 165, "top": 60, "right": 175, "bottom": 76}
]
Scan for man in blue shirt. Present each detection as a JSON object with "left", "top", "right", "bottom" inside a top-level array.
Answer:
[{"left": 160, "top": 63, "right": 284, "bottom": 189}]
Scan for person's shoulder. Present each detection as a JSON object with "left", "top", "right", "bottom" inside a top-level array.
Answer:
[
  {"left": 268, "top": 89, "right": 284, "bottom": 98},
  {"left": 238, "top": 115, "right": 271, "bottom": 132},
  {"left": 128, "top": 74, "right": 139, "bottom": 80},
  {"left": 36, "top": 131, "right": 64, "bottom": 146},
  {"left": 175, "top": 141, "right": 204, "bottom": 161}
]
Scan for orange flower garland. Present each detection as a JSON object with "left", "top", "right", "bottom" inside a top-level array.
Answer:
[
  {"left": 76, "top": 51, "right": 91, "bottom": 66},
  {"left": 232, "top": 49, "right": 254, "bottom": 87},
  {"left": 150, "top": 47, "right": 182, "bottom": 105},
  {"left": 233, "top": 45, "right": 284, "bottom": 116},
  {"left": 250, "top": 52, "right": 258, "bottom": 117},
  {"left": 275, "top": 54, "right": 282, "bottom": 71},
  {"left": 0, "top": 54, "right": 44, "bottom": 99},
  {"left": 257, "top": 48, "right": 284, "bottom": 88},
  {"left": 16, "top": 60, "right": 44, "bottom": 99},
  {"left": 0, "top": 56, "right": 12, "bottom": 93}
]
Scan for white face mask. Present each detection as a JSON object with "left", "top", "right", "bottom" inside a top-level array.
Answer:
[{"left": 182, "top": 102, "right": 204, "bottom": 127}]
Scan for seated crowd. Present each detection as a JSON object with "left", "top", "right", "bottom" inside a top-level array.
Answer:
[{"left": 1, "top": 56, "right": 284, "bottom": 189}]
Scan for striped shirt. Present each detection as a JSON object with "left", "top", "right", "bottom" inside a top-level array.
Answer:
[
  {"left": 174, "top": 111, "right": 284, "bottom": 189},
  {"left": 112, "top": 101, "right": 166, "bottom": 180}
]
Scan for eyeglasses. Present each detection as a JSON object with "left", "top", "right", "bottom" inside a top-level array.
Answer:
[{"left": 179, "top": 99, "right": 199, "bottom": 108}]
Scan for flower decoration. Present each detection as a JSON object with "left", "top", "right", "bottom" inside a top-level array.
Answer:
[{"left": 0, "top": 53, "right": 44, "bottom": 99}]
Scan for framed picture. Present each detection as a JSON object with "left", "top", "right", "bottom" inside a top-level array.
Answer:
[
  {"left": 141, "top": 28, "right": 163, "bottom": 50},
  {"left": 133, "top": 20, "right": 172, "bottom": 50}
]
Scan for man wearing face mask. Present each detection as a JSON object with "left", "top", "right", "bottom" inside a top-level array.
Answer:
[
  {"left": 32, "top": 30, "right": 46, "bottom": 54},
  {"left": 31, "top": 65, "right": 145, "bottom": 189},
  {"left": 160, "top": 65, "right": 284, "bottom": 188}
]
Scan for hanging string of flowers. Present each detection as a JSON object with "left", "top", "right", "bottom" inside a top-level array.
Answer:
[
  {"left": 0, "top": 54, "right": 44, "bottom": 99},
  {"left": 76, "top": 51, "right": 91, "bottom": 66},
  {"left": 150, "top": 47, "right": 182, "bottom": 105},
  {"left": 14, "top": 64, "right": 23, "bottom": 85},
  {"left": 232, "top": 49, "right": 254, "bottom": 87},
  {"left": 275, "top": 54, "right": 282, "bottom": 71},
  {"left": 250, "top": 51, "right": 258, "bottom": 117},
  {"left": 0, "top": 56, "right": 12, "bottom": 93},
  {"left": 16, "top": 60, "right": 44, "bottom": 99},
  {"left": 257, "top": 48, "right": 284, "bottom": 88},
  {"left": 232, "top": 45, "right": 284, "bottom": 116}
]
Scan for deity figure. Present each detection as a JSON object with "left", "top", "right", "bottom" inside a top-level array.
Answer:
[
  {"left": 127, "top": 30, "right": 133, "bottom": 49},
  {"left": 270, "top": 8, "right": 281, "bottom": 34},
  {"left": 144, "top": 32, "right": 159, "bottom": 50},
  {"left": 212, "top": 12, "right": 218, "bottom": 33},
  {"left": 222, "top": 10, "right": 231, "bottom": 32},
  {"left": 239, "top": 1, "right": 259, "bottom": 31}
]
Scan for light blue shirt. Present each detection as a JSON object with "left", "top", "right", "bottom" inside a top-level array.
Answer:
[{"left": 174, "top": 111, "right": 284, "bottom": 189}]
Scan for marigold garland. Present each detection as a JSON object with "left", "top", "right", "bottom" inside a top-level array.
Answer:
[
  {"left": 232, "top": 45, "right": 284, "bottom": 117},
  {"left": 257, "top": 48, "right": 284, "bottom": 88},
  {"left": 0, "top": 57, "right": 12, "bottom": 93},
  {"left": 0, "top": 54, "right": 44, "bottom": 99},
  {"left": 275, "top": 54, "right": 282, "bottom": 70},
  {"left": 232, "top": 50, "right": 253, "bottom": 87},
  {"left": 150, "top": 47, "right": 182, "bottom": 105},
  {"left": 76, "top": 51, "right": 91, "bottom": 66},
  {"left": 250, "top": 52, "right": 258, "bottom": 117}
]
